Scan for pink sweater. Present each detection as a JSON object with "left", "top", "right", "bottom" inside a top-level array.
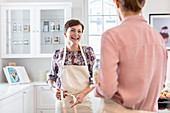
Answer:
[{"left": 95, "top": 15, "right": 168, "bottom": 112}]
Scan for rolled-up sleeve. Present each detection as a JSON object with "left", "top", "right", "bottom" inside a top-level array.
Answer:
[{"left": 95, "top": 30, "right": 119, "bottom": 99}]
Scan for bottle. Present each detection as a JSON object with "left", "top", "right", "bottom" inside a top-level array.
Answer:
[
  {"left": 43, "top": 21, "right": 49, "bottom": 32},
  {"left": 13, "top": 23, "right": 17, "bottom": 32},
  {"left": 51, "top": 21, "right": 55, "bottom": 31},
  {"left": 56, "top": 21, "right": 60, "bottom": 31},
  {"left": 93, "top": 59, "right": 100, "bottom": 85},
  {"left": 18, "top": 23, "right": 22, "bottom": 32}
]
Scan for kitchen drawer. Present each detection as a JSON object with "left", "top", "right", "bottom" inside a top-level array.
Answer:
[{"left": 36, "top": 86, "right": 55, "bottom": 109}]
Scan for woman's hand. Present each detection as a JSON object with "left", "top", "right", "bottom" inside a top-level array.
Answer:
[
  {"left": 51, "top": 88, "right": 67, "bottom": 100},
  {"left": 70, "top": 92, "right": 85, "bottom": 108}
]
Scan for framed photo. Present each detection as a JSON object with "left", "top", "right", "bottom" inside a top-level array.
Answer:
[
  {"left": 53, "top": 36, "right": 60, "bottom": 44},
  {"left": 23, "top": 25, "right": 30, "bottom": 32},
  {"left": 3, "top": 66, "right": 30, "bottom": 84},
  {"left": 149, "top": 13, "right": 170, "bottom": 49},
  {"left": 45, "top": 37, "right": 51, "bottom": 44}
]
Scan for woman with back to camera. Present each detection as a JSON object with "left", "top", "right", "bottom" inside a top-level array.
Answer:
[
  {"left": 46, "top": 19, "right": 96, "bottom": 113},
  {"left": 95, "top": 0, "right": 167, "bottom": 113}
]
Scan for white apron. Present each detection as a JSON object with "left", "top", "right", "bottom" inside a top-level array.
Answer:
[
  {"left": 55, "top": 46, "right": 93, "bottom": 113},
  {"left": 100, "top": 99, "right": 156, "bottom": 113}
]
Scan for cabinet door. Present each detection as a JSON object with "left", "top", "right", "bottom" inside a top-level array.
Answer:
[
  {"left": 0, "top": 93, "right": 23, "bottom": 113},
  {"left": 1, "top": 5, "right": 34, "bottom": 58},
  {"left": 35, "top": 4, "right": 72, "bottom": 57},
  {"left": 23, "top": 87, "right": 34, "bottom": 113},
  {"left": 36, "top": 86, "right": 55, "bottom": 109},
  {"left": 1, "top": 3, "right": 72, "bottom": 58}
]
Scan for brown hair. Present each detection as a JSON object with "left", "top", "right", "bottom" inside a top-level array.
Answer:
[
  {"left": 64, "top": 19, "right": 84, "bottom": 33},
  {"left": 119, "top": 0, "right": 145, "bottom": 12}
]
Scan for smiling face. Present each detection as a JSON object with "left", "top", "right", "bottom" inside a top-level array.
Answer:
[{"left": 64, "top": 25, "right": 83, "bottom": 46}]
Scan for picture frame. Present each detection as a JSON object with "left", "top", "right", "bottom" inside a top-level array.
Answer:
[
  {"left": 3, "top": 66, "right": 30, "bottom": 84},
  {"left": 53, "top": 36, "right": 60, "bottom": 44},
  {"left": 45, "top": 37, "right": 51, "bottom": 44},
  {"left": 23, "top": 25, "right": 30, "bottom": 32},
  {"left": 149, "top": 13, "right": 170, "bottom": 49}
]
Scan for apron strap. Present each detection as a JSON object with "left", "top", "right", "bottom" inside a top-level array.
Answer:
[
  {"left": 61, "top": 92, "right": 67, "bottom": 113},
  {"left": 62, "top": 45, "right": 88, "bottom": 66},
  {"left": 80, "top": 46, "right": 88, "bottom": 66}
]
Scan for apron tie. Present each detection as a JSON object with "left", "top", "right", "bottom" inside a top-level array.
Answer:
[
  {"left": 61, "top": 91, "right": 78, "bottom": 113},
  {"left": 68, "top": 94, "right": 78, "bottom": 113}
]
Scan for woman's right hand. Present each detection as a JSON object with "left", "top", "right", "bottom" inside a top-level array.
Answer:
[{"left": 51, "top": 88, "right": 67, "bottom": 100}]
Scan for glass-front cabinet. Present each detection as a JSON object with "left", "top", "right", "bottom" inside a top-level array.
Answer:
[{"left": 1, "top": 3, "right": 72, "bottom": 58}]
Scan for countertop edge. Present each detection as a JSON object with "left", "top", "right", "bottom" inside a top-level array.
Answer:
[{"left": 0, "top": 81, "right": 47, "bottom": 101}]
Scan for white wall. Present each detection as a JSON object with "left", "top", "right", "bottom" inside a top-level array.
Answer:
[
  {"left": 2, "top": 58, "right": 51, "bottom": 81},
  {"left": 143, "top": 0, "right": 170, "bottom": 21}
]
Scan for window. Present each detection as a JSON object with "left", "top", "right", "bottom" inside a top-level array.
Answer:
[{"left": 87, "top": 0, "right": 120, "bottom": 58}]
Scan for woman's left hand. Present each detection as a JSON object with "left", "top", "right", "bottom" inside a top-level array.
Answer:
[{"left": 70, "top": 92, "right": 85, "bottom": 108}]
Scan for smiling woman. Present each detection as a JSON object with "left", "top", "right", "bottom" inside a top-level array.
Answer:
[
  {"left": 46, "top": 19, "right": 96, "bottom": 113},
  {"left": 64, "top": 24, "right": 83, "bottom": 48}
]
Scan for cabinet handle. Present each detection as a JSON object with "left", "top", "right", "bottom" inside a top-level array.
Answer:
[
  {"left": 33, "top": 30, "right": 35, "bottom": 32},
  {"left": 37, "top": 30, "right": 39, "bottom": 32},
  {"left": 40, "top": 86, "right": 50, "bottom": 90},
  {"left": 40, "top": 111, "right": 43, "bottom": 113},
  {"left": 23, "top": 92, "right": 26, "bottom": 94}
]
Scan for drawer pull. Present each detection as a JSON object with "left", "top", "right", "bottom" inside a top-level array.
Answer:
[{"left": 40, "top": 86, "right": 50, "bottom": 90}]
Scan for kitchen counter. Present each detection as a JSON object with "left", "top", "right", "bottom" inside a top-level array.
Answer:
[
  {"left": 0, "top": 83, "right": 34, "bottom": 101},
  {"left": 0, "top": 82, "right": 169, "bottom": 113},
  {"left": 0, "top": 81, "right": 47, "bottom": 101}
]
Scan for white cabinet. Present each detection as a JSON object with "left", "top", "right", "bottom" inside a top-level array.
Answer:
[
  {"left": 23, "top": 86, "right": 34, "bottom": 113},
  {"left": 0, "top": 92, "right": 23, "bottom": 113},
  {"left": 1, "top": 2, "right": 72, "bottom": 58},
  {"left": 0, "top": 86, "right": 33, "bottom": 113},
  {"left": 36, "top": 85, "right": 55, "bottom": 112}
]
